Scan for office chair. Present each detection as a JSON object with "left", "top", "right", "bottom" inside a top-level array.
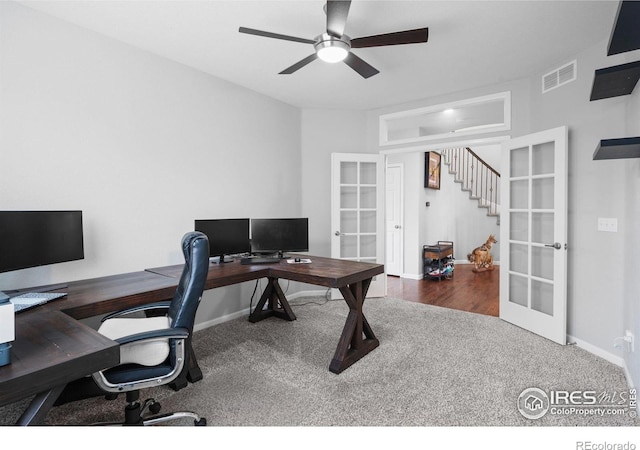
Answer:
[{"left": 77, "top": 231, "right": 209, "bottom": 425}]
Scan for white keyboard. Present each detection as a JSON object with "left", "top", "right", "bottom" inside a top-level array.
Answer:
[{"left": 10, "top": 292, "right": 67, "bottom": 313}]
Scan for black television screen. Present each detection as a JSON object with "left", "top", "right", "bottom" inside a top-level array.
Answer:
[
  {"left": 0, "top": 210, "right": 85, "bottom": 273},
  {"left": 250, "top": 218, "right": 309, "bottom": 257},
  {"left": 195, "top": 218, "right": 251, "bottom": 263}
]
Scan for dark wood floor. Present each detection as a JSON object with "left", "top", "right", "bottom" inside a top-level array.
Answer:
[{"left": 386, "top": 263, "right": 499, "bottom": 317}]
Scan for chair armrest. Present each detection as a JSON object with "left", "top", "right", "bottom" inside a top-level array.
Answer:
[
  {"left": 115, "top": 327, "right": 189, "bottom": 346},
  {"left": 101, "top": 301, "right": 172, "bottom": 322}
]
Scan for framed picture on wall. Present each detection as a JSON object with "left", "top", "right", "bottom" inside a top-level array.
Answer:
[{"left": 425, "top": 151, "right": 441, "bottom": 189}]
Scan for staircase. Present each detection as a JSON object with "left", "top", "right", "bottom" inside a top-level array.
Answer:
[{"left": 441, "top": 147, "right": 500, "bottom": 223}]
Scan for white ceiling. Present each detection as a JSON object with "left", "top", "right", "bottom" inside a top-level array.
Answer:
[{"left": 19, "top": 0, "right": 619, "bottom": 110}]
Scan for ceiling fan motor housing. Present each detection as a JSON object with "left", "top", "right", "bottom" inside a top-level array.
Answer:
[{"left": 314, "top": 33, "right": 351, "bottom": 62}]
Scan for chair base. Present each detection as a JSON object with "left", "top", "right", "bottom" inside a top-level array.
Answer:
[{"left": 92, "top": 391, "right": 206, "bottom": 426}]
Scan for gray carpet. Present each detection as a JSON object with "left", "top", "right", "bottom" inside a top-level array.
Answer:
[{"left": 1, "top": 296, "right": 638, "bottom": 427}]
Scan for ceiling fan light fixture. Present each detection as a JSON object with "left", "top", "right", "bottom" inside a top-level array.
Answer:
[{"left": 315, "top": 33, "right": 350, "bottom": 63}]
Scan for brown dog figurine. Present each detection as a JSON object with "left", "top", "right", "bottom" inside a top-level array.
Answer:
[{"left": 467, "top": 234, "right": 497, "bottom": 272}]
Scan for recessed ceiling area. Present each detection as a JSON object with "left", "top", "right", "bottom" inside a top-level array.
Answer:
[{"left": 18, "top": 0, "right": 619, "bottom": 110}]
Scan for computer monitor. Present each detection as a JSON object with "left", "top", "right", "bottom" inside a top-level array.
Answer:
[
  {"left": 194, "top": 218, "right": 251, "bottom": 263},
  {"left": 0, "top": 210, "right": 85, "bottom": 274},
  {"left": 250, "top": 218, "right": 309, "bottom": 258}
]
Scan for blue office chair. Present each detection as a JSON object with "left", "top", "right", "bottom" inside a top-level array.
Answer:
[{"left": 75, "top": 231, "right": 210, "bottom": 425}]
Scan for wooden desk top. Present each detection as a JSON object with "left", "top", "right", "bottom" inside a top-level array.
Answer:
[
  {"left": 0, "top": 310, "right": 119, "bottom": 406},
  {"left": 0, "top": 271, "right": 178, "bottom": 407},
  {"left": 147, "top": 254, "right": 384, "bottom": 289}
]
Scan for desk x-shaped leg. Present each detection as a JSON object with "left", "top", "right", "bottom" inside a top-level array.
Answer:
[
  {"left": 329, "top": 278, "right": 379, "bottom": 374},
  {"left": 248, "top": 277, "right": 296, "bottom": 323}
]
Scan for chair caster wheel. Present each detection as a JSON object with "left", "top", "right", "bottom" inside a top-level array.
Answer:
[
  {"left": 149, "top": 402, "right": 162, "bottom": 414},
  {"left": 195, "top": 418, "right": 207, "bottom": 426}
]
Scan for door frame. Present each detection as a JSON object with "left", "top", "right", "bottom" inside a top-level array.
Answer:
[{"left": 381, "top": 135, "right": 511, "bottom": 281}]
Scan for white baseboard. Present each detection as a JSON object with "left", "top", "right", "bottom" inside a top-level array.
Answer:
[
  {"left": 568, "top": 334, "right": 625, "bottom": 368},
  {"left": 401, "top": 272, "right": 423, "bottom": 280},
  {"left": 194, "top": 308, "right": 250, "bottom": 332},
  {"left": 193, "top": 289, "right": 328, "bottom": 333}
]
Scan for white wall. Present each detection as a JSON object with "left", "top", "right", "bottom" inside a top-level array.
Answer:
[
  {"left": 0, "top": 2, "right": 302, "bottom": 324},
  {"left": 528, "top": 37, "right": 640, "bottom": 369},
  {"left": 300, "top": 109, "right": 368, "bottom": 259}
]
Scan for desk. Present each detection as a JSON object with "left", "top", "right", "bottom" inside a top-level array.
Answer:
[
  {"left": 0, "top": 256, "right": 384, "bottom": 424},
  {"left": 148, "top": 255, "right": 384, "bottom": 374}
]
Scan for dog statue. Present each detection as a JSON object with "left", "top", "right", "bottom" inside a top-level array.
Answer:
[{"left": 467, "top": 234, "right": 497, "bottom": 272}]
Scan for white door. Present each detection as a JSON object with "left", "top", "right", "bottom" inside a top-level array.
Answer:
[
  {"left": 331, "top": 153, "right": 386, "bottom": 298},
  {"left": 500, "top": 126, "right": 568, "bottom": 345},
  {"left": 385, "top": 164, "right": 403, "bottom": 276}
]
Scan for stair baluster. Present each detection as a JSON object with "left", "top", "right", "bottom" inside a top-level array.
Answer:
[{"left": 441, "top": 147, "right": 500, "bottom": 222}]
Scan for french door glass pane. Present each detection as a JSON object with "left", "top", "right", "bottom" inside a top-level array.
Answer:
[
  {"left": 510, "top": 243, "right": 528, "bottom": 274},
  {"left": 531, "top": 280, "right": 554, "bottom": 316},
  {"left": 510, "top": 180, "right": 529, "bottom": 209},
  {"left": 340, "top": 211, "right": 357, "bottom": 234},
  {"left": 532, "top": 178, "right": 554, "bottom": 209},
  {"left": 360, "top": 211, "right": 376, "bottom": 233},
  {"left": 341, "top": 161, "right": 357, "bottom": 184},
  {"left": 510, "top": 212, "right": 528, "bottom": 241},
  {"left": 532, "top": 212, "right": 554, "bottom": 244},
  {"left": 360, "top": 235, "right": 376, "bottom": 258},
  {"left": 340, "top": 235, "right": 357, "bottom": 258},
  {"left": 509, "top": 274, "right": 528, "bottom": 307},
  {"left": 360, "top": 162, "right": 377, "bottom": 185},
  {"left": 340, "top": 186, "right": 357, "bottom": 209},
  {"left": 531, "top": 246, "right": 554, "bottom": 280},
  {"left": 510, "top": 146, "right": 529, "bottom": 177},
  {"left": 532, "top": 142, "right": 555, "bottom": 176},
  {"left": 360, "top": 186, "right": 377, "bottom": 209}
]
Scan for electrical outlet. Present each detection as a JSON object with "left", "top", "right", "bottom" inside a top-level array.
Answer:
[{"left": 597, "top": 217, "right": 618, "bottom": 232}]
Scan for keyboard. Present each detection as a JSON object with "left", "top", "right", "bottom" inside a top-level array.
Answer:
[
  {"left": 240, "top": 257, "right": 281, "bottom": 265},
  {"left": 10, "top": 292, "right": 67, "bottom": 313}
]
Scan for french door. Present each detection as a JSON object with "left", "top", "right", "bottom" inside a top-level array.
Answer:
[
  {"left": 385, "top": 164, "right": 403, "bottom": 276},
  {"left": 499, "top": 126, "right": 568, "bottom": 345},
  {"left": 331, "top": 153, "right": 386, "bottom": 298}
]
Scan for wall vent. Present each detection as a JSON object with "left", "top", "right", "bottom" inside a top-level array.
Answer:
[{"left": 542, "top": 60, "right": 577, "bottom": 94}]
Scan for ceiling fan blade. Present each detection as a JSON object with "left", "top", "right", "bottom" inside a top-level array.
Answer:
[
  {"left": 326, "top": 0, "right": 351, "bottom": 37},
  {"left": 343, "top": 52, "right": 379, "bottom": 79},
  {"left": 351, "top": 27, "right": 429, "bottom": 48},
  {"left": 279, "top": 53, "right": 319, "bottom": 74},
  {"left": 239, "top": 27, "right": 315, "bottom": 45}
]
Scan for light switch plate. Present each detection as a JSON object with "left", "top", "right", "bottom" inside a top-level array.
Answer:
[{"left": 597, "top": 217, "right": 618, "bottom": 232}]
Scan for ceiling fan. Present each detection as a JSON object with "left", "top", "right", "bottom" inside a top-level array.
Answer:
[{"left": 238, "top": 0, "right": 429, "bottom": 79}]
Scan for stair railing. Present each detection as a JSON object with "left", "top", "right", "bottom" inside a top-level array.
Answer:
[{"left": 441, "top": 147, "right": 500, "bottom": 217}]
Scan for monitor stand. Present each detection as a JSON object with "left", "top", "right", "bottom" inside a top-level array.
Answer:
[{"left": 210, "top": 255, "right": 234, "bottom": 264}]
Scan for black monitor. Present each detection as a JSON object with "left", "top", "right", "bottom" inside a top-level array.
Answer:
[
  {"left": 0, "top": 210, "right": 85, "bottom": 274},
  {"left": 194, "top": 218, "right": 251, "bottom": 263},
  {"left": 250, "top": 218, "right": 309, "bottom": 258}
]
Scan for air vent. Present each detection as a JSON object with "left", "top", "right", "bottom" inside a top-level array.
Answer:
[{"left": 542, "top": 60, "right": 577, "bottom": 94}]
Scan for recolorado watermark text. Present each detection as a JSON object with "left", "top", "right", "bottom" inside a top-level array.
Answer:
[{"left": 576, "top": 442, "right": 636, "bottom": 450}]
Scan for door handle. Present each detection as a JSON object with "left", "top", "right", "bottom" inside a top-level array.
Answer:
[
  {"left": 394, "top": 225, "right": 401, "bottom": 229},
  {"left": 334, "top": 231, "right": 342, "bottom": 236},
  {"left": 544, "top": 242, "right": 562, "bottom": 250}
]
